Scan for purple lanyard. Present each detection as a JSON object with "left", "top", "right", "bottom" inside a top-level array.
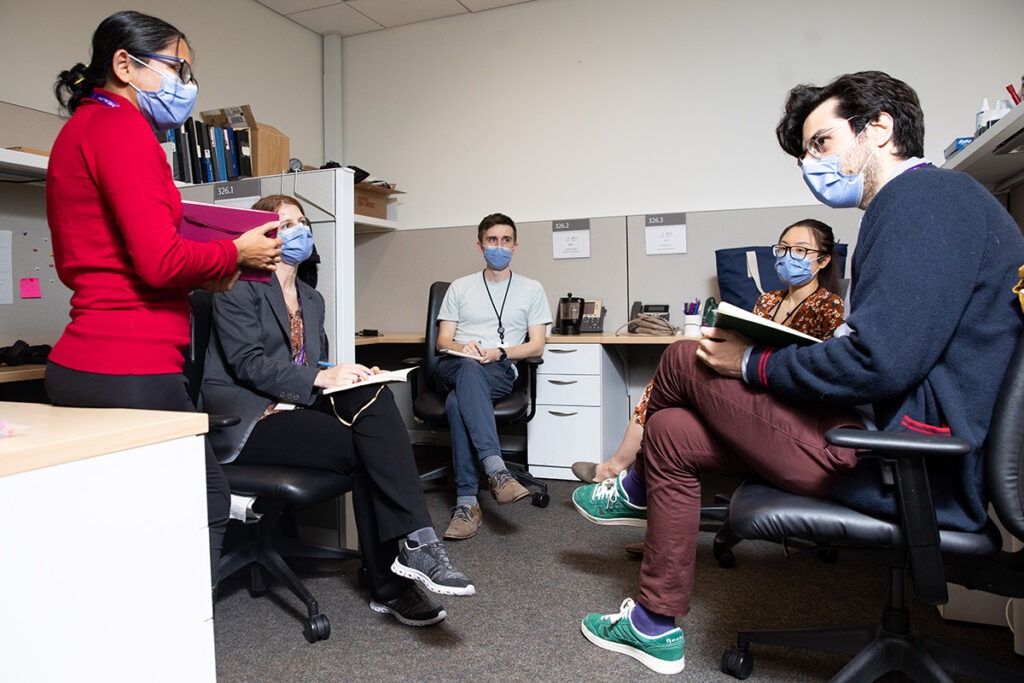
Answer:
[{"left": 88, "top": 92, "right": 119, "bottom": 108}]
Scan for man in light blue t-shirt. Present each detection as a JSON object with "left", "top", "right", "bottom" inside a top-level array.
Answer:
[{"left": 435, "top": 213, "right": 551, "bottom": 540}]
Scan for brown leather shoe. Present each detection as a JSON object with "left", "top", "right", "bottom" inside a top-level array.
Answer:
[
  {"left": 488, "top": 470, "right": 530, "bottom": 505},
  {"left": 443, "top": 504, "right": 482, "bottom": 540},
  {"left": 624, "top": 541, "right": 644, "bottom": 558},
  {"left": 571, "top": 461, "right": 599, "bottom": 483}
]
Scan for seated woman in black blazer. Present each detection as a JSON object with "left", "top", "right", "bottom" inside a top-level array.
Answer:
[{"left": 200, "top": 194, "right": 473, "bottom": 627}]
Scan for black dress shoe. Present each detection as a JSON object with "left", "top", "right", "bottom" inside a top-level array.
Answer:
[{"left": 369, "top": 583, "right": 446, "bottom": 626}]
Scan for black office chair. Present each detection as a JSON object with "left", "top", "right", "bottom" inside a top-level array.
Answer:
[
  {"left": 407, "top": 281, "right": 550, "bottom": 507},
  {"left": 187, "top": 290, "right": 360, "bottom": 644},
  {"left": 720, "top": 334, "right": 1024, "bottom": 682}
]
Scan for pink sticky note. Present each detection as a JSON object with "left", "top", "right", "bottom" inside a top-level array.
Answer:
[{"left": 19, "top": 278, "right": 41, "bottom": 299}]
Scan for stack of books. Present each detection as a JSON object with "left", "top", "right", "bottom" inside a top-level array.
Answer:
[{"left": 156, "top": 117, "right": 252, "bottom": 185}]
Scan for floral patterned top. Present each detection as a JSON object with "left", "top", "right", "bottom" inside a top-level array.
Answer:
[{"left": 631, "top": 288, "right": 844, "bottom": 425}]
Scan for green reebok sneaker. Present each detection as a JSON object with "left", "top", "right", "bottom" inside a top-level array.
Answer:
[
  {"left": 581, "top": 598, "right": 685, "bottom": 675},
  {"left": 572, "top": 472, "right": 647, "bottom": 527}
]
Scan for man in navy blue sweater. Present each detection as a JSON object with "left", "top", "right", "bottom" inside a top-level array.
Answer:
[{"left": 574, "top": 71, "right": 1024, "bottom": 675}]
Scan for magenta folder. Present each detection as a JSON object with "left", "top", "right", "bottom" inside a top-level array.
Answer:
[{"left": 179, "top": 200, "right": 280, "bottom": 282}]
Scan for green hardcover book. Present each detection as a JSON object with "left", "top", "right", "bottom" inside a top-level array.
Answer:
[{"left": 711, "top": 300, "right": 820, "bottom": 347}]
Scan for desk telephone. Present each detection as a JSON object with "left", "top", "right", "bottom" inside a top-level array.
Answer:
[
  {"left": 581, "top": 299, "right": 606, "bottom": 333},
  {"left": 628, "top": 301, "right": 675, "bottom": 335}
]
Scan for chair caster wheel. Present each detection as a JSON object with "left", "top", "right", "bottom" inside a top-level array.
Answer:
[
  {"left": 721, "top": 645, "right": 753, "bottom": 679},
  {"left": 303, "top": 613, "right": 331, "bottom": 643},
  {"left": 715, "top": 548, "right": 736, "bottom": 568},
  {"left": 532, "top": 491, "right": 550, "bottom": 507}
]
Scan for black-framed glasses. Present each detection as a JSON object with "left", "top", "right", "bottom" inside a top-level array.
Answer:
[
  {"left": 134, "top": 52, "right": 196, "bottom": 86},
  {"left": 772, "top": 244, "right": 821, "bottom": 261}
]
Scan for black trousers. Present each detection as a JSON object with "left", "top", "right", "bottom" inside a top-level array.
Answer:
[
  {"left": 236, "top": 385, "right": 431, "bottom": 601},
  {"left": 44, "top": 361, "right": 231, "bottom": 587}
]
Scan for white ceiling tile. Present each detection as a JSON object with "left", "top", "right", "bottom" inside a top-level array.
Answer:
[
  {"left": 253, "top": 0, "right": 338, "bottom": 14},
  {"left": 348, "top": 0, "right": 468, "bottom": 28},
  {"left": 289, "top": 3, "right": 384, "bottom": 36},
  {"left": 459, "top": 0, "right": 532, "bottom": 12}
]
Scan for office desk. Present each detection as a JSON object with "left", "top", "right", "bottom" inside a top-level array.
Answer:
[
  {"left": 0, "top": 402, "right": 215, "bottom": 681},
  {"left": 353, "top": 332, "right": 689, "bottom": 346},
  {"left": 0, "top": 364, "right": 46, "bottom": 383},
  {"left": 355, "top": 332, "right": 691, "bottom": 480}
]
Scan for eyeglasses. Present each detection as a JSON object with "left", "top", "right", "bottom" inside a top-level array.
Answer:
[
  {"left": 800, "top": 116, "right": 859, "bottom": 165},
  {"left": 772, "top": 244, "right": 821, "bottom": 261},
  {"left": 133, "top": 52, "right": 196, "bottom": 86}
]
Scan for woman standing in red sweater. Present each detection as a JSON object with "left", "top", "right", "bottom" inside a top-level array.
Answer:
[{"left": 45, "top": 10, "right": 282, "bottom": 586}]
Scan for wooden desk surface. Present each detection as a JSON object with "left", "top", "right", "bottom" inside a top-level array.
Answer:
[
  {"left": 355, "top": 332, "right": 694, "bottom": 346},
  {"left": 0, "top": 401, "right": 208, "bottom": 478},
  {"left": 0, "top": 365, "right": 46, "bottom": 384}
]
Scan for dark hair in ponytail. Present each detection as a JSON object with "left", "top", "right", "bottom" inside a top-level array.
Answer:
[
  {"left": 54, "top": 10, "right": 190, "bottom": 115},
  {"left": 780, "top": 218, "right": 842, "bottom": 296}
]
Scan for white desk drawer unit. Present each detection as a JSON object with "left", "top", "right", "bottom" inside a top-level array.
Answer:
[{"left": 528, "top": 342, "right": 628, "bottom": 480}]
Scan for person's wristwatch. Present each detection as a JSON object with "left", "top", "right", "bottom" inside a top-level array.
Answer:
[{"left": 498, "top": 348, "right": 508, "bottom": 362}]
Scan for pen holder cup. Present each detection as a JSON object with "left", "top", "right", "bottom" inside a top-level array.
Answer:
[{"left": 683, "top": 314, "right": 702, "bottom": 338}]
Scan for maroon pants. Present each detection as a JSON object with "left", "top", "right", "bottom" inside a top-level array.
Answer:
[{"left": 635, "top": 341, "right": 862, "bottom": 616}]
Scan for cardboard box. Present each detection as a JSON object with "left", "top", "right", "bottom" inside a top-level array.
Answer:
[
  {"left": 5, "top": 146, "right": 50, "bottom": 157},
  {"left": 199, "top": 105, "right": 290, "bottom": 177},
  {"left": 354, "top": 182, "right": 404, "bottom": 220}
]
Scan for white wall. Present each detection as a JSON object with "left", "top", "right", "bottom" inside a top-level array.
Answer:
[
  {"left": 341, "top": 0, "right": 1024, "bottom": 229},
  {"left": 0, "top": 0, "right": 325, "bottom": 166}
]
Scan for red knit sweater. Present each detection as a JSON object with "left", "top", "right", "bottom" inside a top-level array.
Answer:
[{"left": 46, "top": 90, "right": 238, "bottom": 374}]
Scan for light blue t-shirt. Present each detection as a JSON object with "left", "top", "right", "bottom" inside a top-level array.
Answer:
[{"left": 438, "top": 271, "right": 551, "bottom": 348}]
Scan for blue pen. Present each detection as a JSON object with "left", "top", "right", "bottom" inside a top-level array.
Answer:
[{"left": 317, "top": 361, "right": 335, "bottom": 369}]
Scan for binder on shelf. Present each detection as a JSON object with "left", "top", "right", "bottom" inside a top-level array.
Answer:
[
  {"left": 208, "top": 125, "right": 226, "bottom": 182},
  {"left": 197, "top": 121, "right": 214, "bottom": 184},
  {"left": 179, "top": 200, "right": 279, "bottom": 282},
  {"left": 184, "top": 118, "right": 202, "bottom": 184},
  {"left": 224, "top": 127, "right": 240, "bottom": 179},
  {"left": 234, "top": 128, "right": 253, "bottom": 178}
]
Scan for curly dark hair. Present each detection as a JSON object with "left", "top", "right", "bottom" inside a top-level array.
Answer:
[{"left": 776, "top": 71, "right": 924, "bottom": 161}]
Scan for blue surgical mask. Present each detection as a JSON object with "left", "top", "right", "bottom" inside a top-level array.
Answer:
[
  {"left": 801, "top": 133, "right": 874, "bottom": 209},
  {"left": 129, "top": 56, "right": 198, "bottom": 130},
  {"left": 483, "top": 246, "right": 513, "bottom": 270},
  {"left": 775, "top": 254, "right": 817, "bottom": 287},
  {"left": 279, "top": 223, "right": 314, "bottom": 265}
]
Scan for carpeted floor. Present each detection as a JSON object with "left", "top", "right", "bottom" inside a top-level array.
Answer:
[{"left": 212, "top": 477, "right": 1022, "bottom": 682}]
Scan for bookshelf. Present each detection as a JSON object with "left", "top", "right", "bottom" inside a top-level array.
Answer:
[
  {"left": 0, "top": 148, "right": 47, "bottom": 182},
  {"left": 943, "top": 104, "right": 1024, "bottom": 194}
]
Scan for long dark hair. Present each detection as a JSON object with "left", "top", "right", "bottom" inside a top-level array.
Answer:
[
  {"left": 54, "top": 11, "right": 190, "bottom": 115},
  {"left": 780, "top": 218, "right": 842, "bottom": 295}
]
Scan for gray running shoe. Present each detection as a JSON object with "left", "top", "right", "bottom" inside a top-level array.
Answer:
[{"left": 392, "top": 540, "right": 476, "bottom": 596}]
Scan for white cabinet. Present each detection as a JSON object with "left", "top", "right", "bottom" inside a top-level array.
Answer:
[{"left": 527, "top": 343, "right": 628, "bottom": 480}]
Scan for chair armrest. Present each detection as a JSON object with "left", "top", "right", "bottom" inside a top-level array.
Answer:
[
  {"left": 208, "top": 414, "right": 241, "bottom": 430},
  {"left": 518, "top": 356, "right": 543, "bottom": 422},
  {"left": 827, "top": 427, "right": 960, "bottom": 605},
  {"left": 826, "top": 427, "right": 971, "bottom": 457},
  {"left": 400, "top": 356, "right": 423, "bottom": 367}
]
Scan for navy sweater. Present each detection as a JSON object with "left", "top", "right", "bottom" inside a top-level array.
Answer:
[{"left": 746, "top": 166, "right": 1024, "bottom": 531}]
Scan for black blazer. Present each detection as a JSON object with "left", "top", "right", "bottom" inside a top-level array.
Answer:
[{"left": 200, "top": 275, "right": 328, "bottom": 462}]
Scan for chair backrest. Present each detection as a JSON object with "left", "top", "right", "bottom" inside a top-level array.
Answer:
[
  {"left": 984, "top": 330, "right": 1024, "bottom": 543},
  {"left": 185, "top": 290, "right": 216, "bottom": 407},
  {"left": 421, "top": 281, "right": 451, "bottom": 388},
  {"left": 715, "top": 244, "right": 849, "bottom": 310}
]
